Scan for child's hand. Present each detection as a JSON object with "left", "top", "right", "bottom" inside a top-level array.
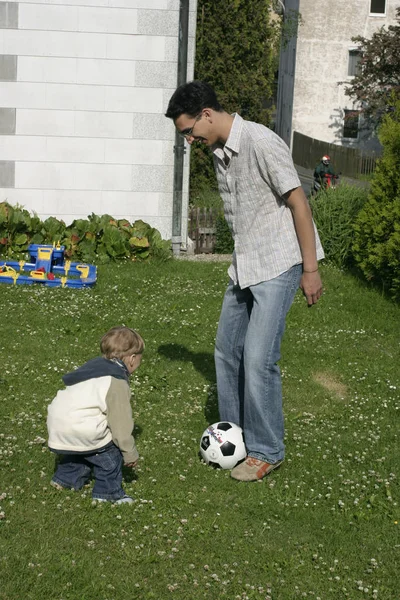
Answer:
[{"left": 124, "top": 460, "right": 138, "bottom": 468}]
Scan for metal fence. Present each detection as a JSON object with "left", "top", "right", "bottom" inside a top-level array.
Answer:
[
  {"left": 292, "top": 131, "right": 378, "bottom": 178},
  {"left": 188, "top": 207, "right": 217, "bottom": 254}
]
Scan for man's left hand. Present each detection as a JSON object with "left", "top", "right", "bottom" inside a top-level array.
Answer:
[{"left": 300, "top": 271, "right": 323, "bottom": 306}]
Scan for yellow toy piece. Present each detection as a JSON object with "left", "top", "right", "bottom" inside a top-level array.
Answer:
[
  {"left": 0, "top": 265, "right": 16, "bottom": 277},
  {"left": 76, "top": 264, "right": 89, "bottom": 279},
  {"left": 30, "top": 270, "right": 46, "bottom": 280},
  {"left": 60, "top": 276, "right": 67, "bottom": 288},
  {"left": 64, "top": 260, "right": 71, "bottom": 276},
  {"left": 0, "top": 265, "right": 19, "bottom": 285},
  {"left": 18, "top": 260, "right": 25, "bottom": 271},
  {"left": 37, "top": 247, "right": 53, "bottom": 261}
]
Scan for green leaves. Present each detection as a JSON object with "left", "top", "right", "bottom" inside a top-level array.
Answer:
[
  {"left": 214, "top": 212, "right": 234, "bottom": 254},
  {"left": 0, "top": 202, "right": 37, "bottom": 258},
  {"left": 352, "top": 99, "right": 400, "bottom": 300},
  {"left": 0, "top": 201, "right": 172, "bottom": 263},
  {"left": 14, "top": 233, "right": 28, "bottom": 247},
  {"left": 310, "top": 184, "right": 368, "bottom": 269},
  {"left": 344, "top": 7, "right": 400, "bottom": 127},
  {"left": 191, "top": 0, "right": 280, "bottom": 193}
]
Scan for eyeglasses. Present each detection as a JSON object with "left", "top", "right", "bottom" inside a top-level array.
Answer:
[{"left": 177, "top": 112, "right": 203, "bottom": 138}]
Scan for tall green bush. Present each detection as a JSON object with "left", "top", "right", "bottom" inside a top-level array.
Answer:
[
  {"left": 309, "top": 184, "right": 368, "bottom": 269},
  {"left": 191, "top": 0, "right": 280, "bottom": 193},
  {"left": 352, "top": 100, "right": 400, "bottom": 300},
  {"left": 214, "top": 212, "right": 234, "bottom": 255}
]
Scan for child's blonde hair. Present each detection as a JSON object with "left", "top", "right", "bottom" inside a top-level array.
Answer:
[{"left": 100, "top": 326, "right": 144, "bottom": 359}]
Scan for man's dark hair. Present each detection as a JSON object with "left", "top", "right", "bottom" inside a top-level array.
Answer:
[{"left": 165, "top": 80, "right": 223, "bottom": 120}]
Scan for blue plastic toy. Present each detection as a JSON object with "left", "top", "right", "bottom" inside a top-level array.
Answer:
[{"left": 0, "top": 243, "right": 97, "bottom": 288}]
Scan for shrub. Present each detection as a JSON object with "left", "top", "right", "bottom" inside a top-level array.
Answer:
[
  {"left": 0, "top": 202, "right": 171, "bottom": 263},
  {"left": 309, "top": 183, "right": 368, "bottom": 269},
  {"left": 0, "top": 203, "right": 42, "bottom": 258},
  {"left": 191, "top": 0, "right": 280, "bottom": 193},
  {"left": 352, "top": 99, "right": 400, "bottom": 300},
  {"left": 214, "top": 212, "right": 234, "bottom": 255},
  {"left": 189, "top": 187, "right": 223, "bottom": 210}
]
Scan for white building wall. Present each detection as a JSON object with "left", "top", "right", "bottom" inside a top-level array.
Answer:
[
  {"left": 276, "top": 0, "right": 398, "bottom": 150},
  {"left": 0, "top": 0, "right": 197, "bottom": 240}
]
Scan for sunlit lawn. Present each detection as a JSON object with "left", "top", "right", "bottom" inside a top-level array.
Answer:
[{"left": 0, "top": 259, "right": 399, "bottom": 600}]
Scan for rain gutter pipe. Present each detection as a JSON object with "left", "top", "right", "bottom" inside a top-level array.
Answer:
[{"left": 171, "top": 0, "right": 190, "bottom": 256}]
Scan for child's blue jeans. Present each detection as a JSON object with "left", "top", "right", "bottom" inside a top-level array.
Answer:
[{"left": 51, "top": 442, "right": 126, "bottom": 501}]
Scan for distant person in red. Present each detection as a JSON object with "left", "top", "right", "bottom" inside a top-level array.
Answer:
[{"left": 313, "top": 156, "right": 338, "bottom": 192}]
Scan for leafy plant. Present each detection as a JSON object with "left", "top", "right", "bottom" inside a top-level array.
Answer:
[
  {"left": 214, "top": 212, "right": 234, "bottom": 255},
  {"left": 352, "top": 98, "right": 400, "bottom": 300},
  {"left": 41, "top": 217, "right": 66, "bottom": 245},
  {"left": 191, "top": 0, "right": 280, "bottom": 193},
  {"left": 189, "top": 188, "right": 223, "bottom": 210},
  {"left": 0, "top": 202, "right": 42, "bottom": 258},
  {"left": 344, "top": 7, "right": 400, "bottom": 128},
  {"left": 0, "top": 202, "right": 172, "bottom": 263},
  {"left": 309, "top": 183, "right": 368, "bottom": 269}
]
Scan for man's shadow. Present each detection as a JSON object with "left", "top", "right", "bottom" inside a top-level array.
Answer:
[{"left": 157, "top": 343, "right": 219, "bottom": 423}]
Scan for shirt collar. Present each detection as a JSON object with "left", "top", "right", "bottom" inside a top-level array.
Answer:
[
  {"left": 224, "top": 113, "right": 243, "bottom": 154},
  {"left": 213, "top": 113, "right": 243, "bottom": 159}
]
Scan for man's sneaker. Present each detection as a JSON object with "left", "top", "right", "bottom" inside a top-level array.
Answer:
[
  {"left": 114, "top": 495, "right": 135, "bottom": 505},
  {"left": 50, "top": 480, "right": 67, "bottom": 491},
  {"left": 231, "top": 457, "right": 283, "bottom": 481},
  {"left": 93, "top": 495, "right": 135, "bottom": 505}
]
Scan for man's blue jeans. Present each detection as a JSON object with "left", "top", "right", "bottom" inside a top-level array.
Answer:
[
  {"left": 51, "top": 442, "right": 126, "bottom": 501},
  {"left": 215, "top": 264, "right": 302, "bottom": 464}
]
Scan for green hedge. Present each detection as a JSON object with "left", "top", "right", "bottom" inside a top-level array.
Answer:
[
  {"left": 0, "top": 202, "right": 171, "bottom": 263},
  {"left": 214, "top": 212, "right": 234, "bottom": 255},
  {"left": 309, "top": 183, "right": 369, "bottom": 269},
  {"left": 352, "top": 99, "right": 400, "bottom": 301}
]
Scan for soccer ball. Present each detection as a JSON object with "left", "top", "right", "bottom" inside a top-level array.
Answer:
[{"left": 200, "top": 422, "right": 246, "bottom": 469}]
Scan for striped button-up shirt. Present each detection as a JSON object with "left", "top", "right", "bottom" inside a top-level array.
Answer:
[{"left": 213, "top": 114, "right": 324, "bottom": 289}]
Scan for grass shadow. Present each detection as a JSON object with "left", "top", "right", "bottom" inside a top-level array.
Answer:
[
  {"left": 346, "top": 264, "right": 399, "bottom": 303},
  {"left": 157, "top": 343, "right": 219, "bottom": 423},
  {"left": 157, "top": 343, "right": 216, "bottom": 385}
]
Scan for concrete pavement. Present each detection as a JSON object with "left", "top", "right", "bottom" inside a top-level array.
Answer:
[{"left": 295, "top": 164, "right": 370, "bottom": 196}]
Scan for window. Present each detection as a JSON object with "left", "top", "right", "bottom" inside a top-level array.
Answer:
[
  {"left": 348, "top": 50, "right": 362, "bottom": 76},
  {"left": 343, "top": 110, "right": 360, "bottom": 139},
  {"left": 370, "top": 0, "right": 386, "bottom": 14}
]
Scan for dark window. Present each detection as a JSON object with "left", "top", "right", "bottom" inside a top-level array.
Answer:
[
  {"left": 343, "top": 110, "right": 360, "bottom": 139},
  {"left": 370, "top": 0, "right": 386, "bottom": 14},
  {"left": 348, "top": 50, "right": 362, "bottom": 76}
]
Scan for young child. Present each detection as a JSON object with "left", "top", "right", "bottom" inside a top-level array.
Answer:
[{"left": 47, "top": 326, "right": 144, "bottom": 504}]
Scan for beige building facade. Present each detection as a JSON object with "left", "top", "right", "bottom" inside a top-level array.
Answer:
[{"left": 275, "top": 0, "right": 398, "bottom": 151}]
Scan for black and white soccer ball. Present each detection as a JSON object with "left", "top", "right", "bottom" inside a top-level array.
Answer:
[{"left": 200, "top": 422, "right": 246, "bottom": 469}]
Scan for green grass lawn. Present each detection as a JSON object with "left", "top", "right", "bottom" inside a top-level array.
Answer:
[{"left": 0, "top": 259, "right": 399, "bottom": 600}]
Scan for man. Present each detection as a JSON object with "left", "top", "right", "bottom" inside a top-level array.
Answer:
[
  {"left": 165, "top": 81, "right": 324, "bottom": 481},
  {"left": 313, "top": 155, "right": 337, "bottom": 192}
]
